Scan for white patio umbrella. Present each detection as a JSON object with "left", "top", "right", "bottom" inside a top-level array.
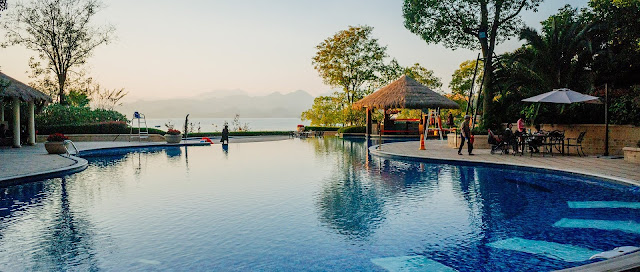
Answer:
[
  {"left": 522, "top": 88, "right": 601, "bottom": 104},
  {"left": 522, "top": 88, "right": 609, "bottom": 155}
]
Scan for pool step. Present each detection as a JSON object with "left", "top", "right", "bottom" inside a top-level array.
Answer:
[
  {"left": 371, "top": 256, "right": 457, "bottom": 272},
  {"left": 567, "top": 201, "right": 640, "bottom": 209},
  {"left": 487, "top": 237, "right": 599, "bottom": 262},
  {"left": 553, "top": 218, "right": 640, "bottom": 234}
]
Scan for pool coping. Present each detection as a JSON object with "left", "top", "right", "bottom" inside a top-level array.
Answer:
[
  {"left": 369, "top": 144, "right": 639, "bottom": 188},
  {"left": 0, "top": 142, "right": 210, "bottom": 186},
  {"left": 0, "top": 154, "right": 88, "bottom": 186}
]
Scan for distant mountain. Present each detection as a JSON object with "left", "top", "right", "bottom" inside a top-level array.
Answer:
[{"left": 116, "top": 90, "right": 314, "bottom": 118}]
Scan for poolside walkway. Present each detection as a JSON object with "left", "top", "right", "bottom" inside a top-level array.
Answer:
[
  {"left": 0, "top": 135, "right": 290, "bottom": 183},
  {"left": 372, "top": 140, "right": 640, "bottom": 187}
]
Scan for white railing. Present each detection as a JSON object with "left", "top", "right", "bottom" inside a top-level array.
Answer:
[{"left": 63, "top": 140, "right": 80, "bottom": 156}]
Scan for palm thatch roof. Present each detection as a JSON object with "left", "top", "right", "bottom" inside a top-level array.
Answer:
[
  {"left": 0, "top": 72, "right": 52, "bottom": 103},
  {"left": 353, "top": 75, "right": 459, "bottom": 110}
]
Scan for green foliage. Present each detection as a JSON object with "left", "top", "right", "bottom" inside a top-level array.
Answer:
[
  {"left": 37, "top": 121, "right": 165, "bottom": 135},
  {"left": 337, "top": 126, "right": 366, "bottom": 134},
  {"left": 303, "top": 126, "right": 340, "bottom": 132},
  {"left": 36, "top": 104, "right": 127, "bottom": 127},
  {"left": 450, "top": 60, "right": 483, "bottom": 96},
  {"left": 67, "top": 89, "right": 91, "bottom": 107},
  {"left": 312, "top": 25, "right": 388, "bottom": 105},
  {"left": 403, "top": 0, "right": 542, "bottom": 50},
  {"left": 403, "top": 0, "right": 543, "bottom": 129},
  {"left": 606, "top": 86, "right": 640, "bottom": 126},
  {"left": 587, "top": 0, "right": 640, "bottom": 87},
  {"left": 301, "top": 96, "right": 343, "bottom": 126},
  {"left": 404, "top": 63, "right": 442, "bottom": 91}
]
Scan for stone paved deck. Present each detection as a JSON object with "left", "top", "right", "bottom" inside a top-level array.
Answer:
[{"left": 373, "top": 140, "right": 640, "bottom": 186}]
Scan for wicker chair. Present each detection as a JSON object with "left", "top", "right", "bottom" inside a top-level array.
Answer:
[{"left": 565, "top": 131, "right": 587, "bottom": 157}]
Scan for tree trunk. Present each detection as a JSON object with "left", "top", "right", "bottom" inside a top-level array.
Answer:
[{"left": 57, "top": 73, "right": 67, "bottom": 105}]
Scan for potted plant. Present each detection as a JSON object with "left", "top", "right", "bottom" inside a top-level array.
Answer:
[
  {"left": 623, "top": 140, "right": 640, "bottom": 164},
  {"left": 45, "top": 133, "right": 69, "bottom": 154},
  {"left": 164, "top": 129, "right": 182, "bottom": 144}
]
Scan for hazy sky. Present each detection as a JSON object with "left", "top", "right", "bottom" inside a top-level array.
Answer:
[{"left": 0, "top": 0, "right": 588, "bottom": 101}]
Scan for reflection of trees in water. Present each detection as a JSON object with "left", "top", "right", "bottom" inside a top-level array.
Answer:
[
  {"left": 317, "top": 166, "right": 385, "bottom": 239},
  {"left": 314, "top": 138, "right": 447, "bottom": 239},
  {"left": 0, "top": 178, "right": 100, "bottom": 270},
  {"left": 30, "top": 177, "right": 99, "bottom": 271}
]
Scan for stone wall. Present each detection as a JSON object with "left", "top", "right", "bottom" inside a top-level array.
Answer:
[
  {"left": 532, "top": 124, "right": 640, "bottom": 156},
  {"left": 37, "top": 134, "right": 165, "bottom": 143}
]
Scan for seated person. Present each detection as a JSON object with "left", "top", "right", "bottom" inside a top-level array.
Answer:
[
  {"left": 503, "top": 123, "right": 518, "bottom": 153},
  {"left": 528, "top": 124, "right": 546, "bottom": 153}
]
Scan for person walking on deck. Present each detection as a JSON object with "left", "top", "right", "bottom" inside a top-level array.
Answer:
[
  {"left": 221, "top": 124, "right": 229, "bottom": 144},
  {"left": 458, "top": 115, "right": 473, "bottom": 155}
]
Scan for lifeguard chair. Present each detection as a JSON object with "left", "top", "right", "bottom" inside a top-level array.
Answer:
[{"left": 129, "top": 111, "right": 149, "bottom": 142}]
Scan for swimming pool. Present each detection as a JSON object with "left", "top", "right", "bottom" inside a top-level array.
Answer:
[{"left": 0, "top": 138, "right": 639, "bottom": 271}]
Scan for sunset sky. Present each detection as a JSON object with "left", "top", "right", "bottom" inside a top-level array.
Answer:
[{"left": 0, "top": 0, "right": 588, "bottom": 101}]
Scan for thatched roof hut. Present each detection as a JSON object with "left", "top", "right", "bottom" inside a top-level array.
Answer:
[
  {"left": 353, "top": 75, "right": 459, "bottom": 110},
  {"left": 0, "top": 72, "right": 52, "bottom": 103}
]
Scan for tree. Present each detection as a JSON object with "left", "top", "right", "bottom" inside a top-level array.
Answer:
[
  {"left": 312, "top": 25, "right": 388, "bottom": 105},
  {"left": 301, "top": 95, "right": 343, "bottom": 126},
  {"left": 2, "top": 0, "right": 114, "bottom": 105},
  {"left": 403, "top": 0, "right": 542, "bottom": 127}
]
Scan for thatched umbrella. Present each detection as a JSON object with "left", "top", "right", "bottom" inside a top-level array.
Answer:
[
  {"left": 353, "top": 75, "right": 459, "bottom": 139},
  {"left": 0, "top": 72, "right": 52, "bottom": 147},
  {"left": 0, "top": 72, "right": 52, "bottom": 103},
  {"left": 353, "top": 75, "right": 459, "bottom": 110}
]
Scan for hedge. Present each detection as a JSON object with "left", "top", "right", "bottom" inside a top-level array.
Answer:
[
  {"left": 38, "top": 121, "right": 165, "bottom": 135},
  {"left": 337, "top": 126, "right": 366, "bottom": 133},
  {"left": 303, "top": 126, "right": 340, "bottom": 132}
]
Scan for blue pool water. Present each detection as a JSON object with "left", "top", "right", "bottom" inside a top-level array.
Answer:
[{"left": 1, "top": 138, "right": 639, "bottom": 271}]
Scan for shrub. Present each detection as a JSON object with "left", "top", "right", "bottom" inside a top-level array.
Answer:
[
  {"left": 304, "top": 126, "right": 340, "bottom": 132},
  {"left": 36, "top": 104, "right": 127, "bottom": 127},
  {"left": 47, "top": 133, "right": 68, "bottom": 141},
  {"left": 337, "top": 126, "right": 366, "bottom": 133},
  {"left": 166, "top": 129, "right": 181, "bottom": 135},
  {"left": 37, "top": 121, "right": 165, "bottom": 135}
]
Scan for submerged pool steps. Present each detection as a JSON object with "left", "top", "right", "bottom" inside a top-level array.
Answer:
[
  {"left": 487, "top": 237, "right": 599, "bottom": 262},
  {"left": 554, "top": 218, "right": 640, "bottom": 234},
  {"left": 567, "top": 201, "right": 640, "bottom": 209},
  {"left": 371, "top": 256, "right": 457, "bottom": 272}
]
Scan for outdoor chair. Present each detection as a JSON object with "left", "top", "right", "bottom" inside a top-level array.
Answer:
[{"left": 565, "top": 131, "right": 586, "bottom": 157}]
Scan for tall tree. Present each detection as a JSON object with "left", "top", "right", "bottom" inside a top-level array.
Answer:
[
  {"left": 403, "top": 0, "right": 542, "bottom": 127},
  {"left": 312, "top": 25, "right": 388, "bottom": 105},
  {"left": 2, "top": 0, "right": 114, "bottom": 105}
]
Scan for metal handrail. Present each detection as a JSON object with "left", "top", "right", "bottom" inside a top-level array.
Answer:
[{"left": 63, "top": 140, "right": 80, "bottom": 156}]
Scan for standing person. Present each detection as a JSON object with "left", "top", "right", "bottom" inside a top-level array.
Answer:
[
  {"left": 446, "top": 112, "right": 455, "bottom": 128},
  {"left": 458, "top": 115, "right": 474, "bottom": 155},
  {"left": 517, "top": 114, "right": 526, "bottom": 133},
  {"left": 221, "top": 124, "right": 229, "bottom": 144}
]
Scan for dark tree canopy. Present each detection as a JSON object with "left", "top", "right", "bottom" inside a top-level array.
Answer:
[{"left": 403, "top": 0, "right": 542, "bottom": 128}]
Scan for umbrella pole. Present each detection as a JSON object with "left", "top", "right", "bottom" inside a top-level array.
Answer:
[{"left": 604, "top": 83, "right": 609, "bottom": 156}]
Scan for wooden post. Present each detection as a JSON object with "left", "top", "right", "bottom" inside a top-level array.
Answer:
[{"left": 366, "top": 107, "right": 372, "bottom": 137}]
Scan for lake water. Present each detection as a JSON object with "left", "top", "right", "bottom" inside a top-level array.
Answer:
[{"left": 142, "top": 118, "right": 310, "bottom": 132}]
